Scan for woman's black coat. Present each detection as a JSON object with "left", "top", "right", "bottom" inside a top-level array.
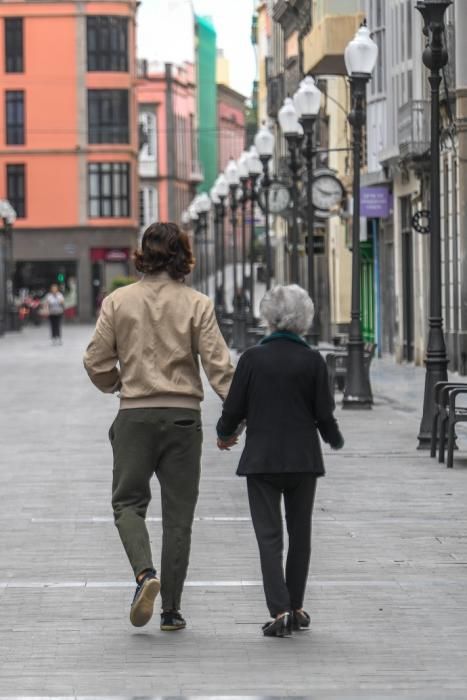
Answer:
[{"left": 216, "top": 335, "right": 343, "bottom": 476}]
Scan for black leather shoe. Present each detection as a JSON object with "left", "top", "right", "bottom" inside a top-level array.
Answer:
[
  {"left": 292, "top": 609, "right": 311, "bottom": 630},
  {"left": 262, "top": 612, "right": 292, "bottom": 637}
]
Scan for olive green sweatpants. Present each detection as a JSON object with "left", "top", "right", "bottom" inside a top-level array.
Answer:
[{"left": 109, "top": 407, "right": 202, "bottom": 611}]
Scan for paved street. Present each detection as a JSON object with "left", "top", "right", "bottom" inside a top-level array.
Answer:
[{"left": 1, "top": 323, "right": 467, "bottom": 698}]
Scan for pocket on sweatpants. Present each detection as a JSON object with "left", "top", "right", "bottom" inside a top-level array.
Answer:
[{"left": 108, "top": 415, "right": 118, "bottom": 442}]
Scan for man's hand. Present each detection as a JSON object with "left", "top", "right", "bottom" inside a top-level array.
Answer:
[{"left": 217, "top": 435, "right": 239, "bottom": 451}]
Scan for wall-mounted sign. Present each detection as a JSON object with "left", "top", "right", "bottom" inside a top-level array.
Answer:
[
  {"left": 360, "top": 187, "right": 392, "bottom": 219},
  {"left": 90, "top": 248, "right": 130, "bottom": 263}
]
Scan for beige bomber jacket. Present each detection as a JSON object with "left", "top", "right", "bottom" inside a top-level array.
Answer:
[{"left": 83, "top": 273, "right": 235, "bottom": 410}]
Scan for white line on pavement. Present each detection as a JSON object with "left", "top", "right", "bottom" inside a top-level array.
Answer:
[
  {"left": 28, "top": 516, "right": 252, "bottom": 523},
  {"left": 0, "top": 579, "right": 464, "bottom": 590}
]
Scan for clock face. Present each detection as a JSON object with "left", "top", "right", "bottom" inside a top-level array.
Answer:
[
  {"left": 259, "top": 182, "right": 290, "bottom": 214},
  {"left": 312, "top": 174, "right": 344, "bottom": 211}
]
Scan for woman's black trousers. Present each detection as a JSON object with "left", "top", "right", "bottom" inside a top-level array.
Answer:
[{"left": 247, "top": 473, "right": 317, "bottom": 617}]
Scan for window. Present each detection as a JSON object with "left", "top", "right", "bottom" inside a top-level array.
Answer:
[
  {"left": 5, "top": 91, "right": 25, "bottom": 145},
  {"left": 139, "top": 186, "right": 158, "bottom": 229},
  {"left": 407, "top": 0, "right": 413, "bottom": 60},
  {"left": 369, "top": 0, "right": 385, "bottom": 97},
  {"left": 87, "top": 16, "right": 128, "bottom": 72},
  {"left": 88, "top": 90, "right": 129, "bottom": 144},
  {"left": 139, "top": 110, "right": 157, "bottom": 158},
  {"left": 6, "top": 164, "right": 26, "bottom": 218},
  {"left": 88, "top": 162, "right": 130, "bottom": 218},
  {"left": 4, "top": 18, "right": 23, "bottom": 73}
]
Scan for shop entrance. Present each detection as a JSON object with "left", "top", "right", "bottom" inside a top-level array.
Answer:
[{"left": 90, "top": 248, "right": 130, "bottom": 315}]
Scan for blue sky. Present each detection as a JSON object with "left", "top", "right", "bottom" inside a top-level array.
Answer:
[{"left": 137, "top": 0, "right": 257, "bottom": 97}]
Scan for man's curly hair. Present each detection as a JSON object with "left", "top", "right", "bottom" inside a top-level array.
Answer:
[{"left": 134, "top": 222, "right": 194, "bottom": 281}]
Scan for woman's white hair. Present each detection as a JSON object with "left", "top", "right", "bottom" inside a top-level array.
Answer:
[{"left": 259, "top": 284, "right": 315, "bottom": 336}]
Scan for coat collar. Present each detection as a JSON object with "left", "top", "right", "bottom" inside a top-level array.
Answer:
[
  {"left": 260, "top": 330, "right": 310, "bottom": 348},
  {"left": 142, "top": 272, "right": 179, "bottom": 283}
]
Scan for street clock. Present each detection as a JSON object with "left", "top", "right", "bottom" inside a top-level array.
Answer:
[
  {"left": 258, "top": 180, "right": 291, "bottom": 215},
  {"left": 312, "top": 169, "right": 345, "bottom": 212}
]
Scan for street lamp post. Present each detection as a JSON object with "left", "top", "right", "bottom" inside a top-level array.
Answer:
[
  {"left": 195, "top": 192, "right": 212, "bottom": 298},
  {"left": 237, "top": 151, "right": 251, "bottom": 350},
  {"left": 254, "top": 124, "right": 275, "bottom": 291},
  {"left": 246, "top": 146, "right": 263, "bottom": 321},
  {"left": 294, "top": 77, "right": 322, "bottom": 345},
  {"left": 279, "top": 97, "right": 302, "bottom": 284},
  {"left": 188, "top": 203, "right": 201, "bottom": 291},
  {"left": 416, "top": 0, "right": 451, "bottom": 448},
  {"left": 238, "top": 152, "right": 250, "bottom": 302},
  {"left": 210, "top": 186, "right": 222, "bottom": 314},
  {"left": 215, "top": 174, "right": 229, "bottom": 317},
  {"left": 342, "top": 22, "right": 378, "bottom": 410},
  {"left": 225, "top": 158, "right": 242, "bottom": 349}
]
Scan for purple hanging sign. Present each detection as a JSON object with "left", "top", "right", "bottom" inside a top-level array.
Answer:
[{"left": 360, "top": 187, "right": 392, "bottom": 219}]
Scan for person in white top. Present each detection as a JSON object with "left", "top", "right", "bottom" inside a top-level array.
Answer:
[{"left": 45, "top": 283, "right": 65, "bottom": 345}]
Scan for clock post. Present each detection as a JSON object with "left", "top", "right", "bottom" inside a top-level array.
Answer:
[
  {"left": 301, "top": 113, "right": 318, "bottom": 345},
  {"left": 293, "top": 76, "right": 322, "bottom": 344},
  {"left": 254, "top": 124, "right": 276, "bottom": 292}
]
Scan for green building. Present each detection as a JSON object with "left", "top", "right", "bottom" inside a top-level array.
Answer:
[{"left": 195, "top": 15, "right": 217, "bottom": 192}]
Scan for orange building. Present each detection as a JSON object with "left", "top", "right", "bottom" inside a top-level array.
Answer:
[{"left": 0, "top": 1, "right": 139, "bottom": 319}]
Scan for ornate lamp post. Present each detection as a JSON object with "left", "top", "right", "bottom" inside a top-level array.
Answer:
[
  {"left": 195, "top": 192, "right": 212, "bottom": 297},
  {"left": 225, "top": 158, "right": 242, "bottom": 348},
  {"left": 342, "top": 22, "right": 378, "bottom": 410},
  {"left": 210, "top": 185, "right": 222, "bottom": 313},
  {"left": 246, "top": 145, "right": 263, "bottom": 321},
  {"left": 254, "top": 123, "right": 275, "bottom": 291},
  {"left": 188, "top": 202, "right": 201, "bottom": 291},
  {"left": 215, "top": 173, "right": 229, "bottom": 317},
  {"left": 416, "top": 0, "right": 451, "bottom": 448},
  {"left": 278, "top": 97, "right": 302, "bottom": 284},
  {"left": 237, "top": 151, "right": 251, "bottom": 350},
  {"left": 294, "top": 76, "right": 322, "bottom": 344}
]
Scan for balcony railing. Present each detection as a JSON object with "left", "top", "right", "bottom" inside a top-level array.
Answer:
[{"left": 398, "top": 100, "right": 431, "bottom": 159}]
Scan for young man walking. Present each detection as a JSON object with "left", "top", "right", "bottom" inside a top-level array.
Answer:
[{"left": 84, "top": 222, "right": 234, "bottom": 631}]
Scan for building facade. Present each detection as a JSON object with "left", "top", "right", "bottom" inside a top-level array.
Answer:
[
  {"left": 195, "top": 15, "right": 217, "bottom": 193},
  {"left": 137, "top": 61, "right": 197, "bottom": 235},
  {"left": 363, "top": 0, "right": 466, "bottom": 373},
  {"left": 0, "top": 1, "right": 139, "bottom": 320},
  {"left": 217, "top": 83, "right": 246, "bottom": 173},
  {"left": 258, "top": 0, "right": 362, "bottom": 341}
]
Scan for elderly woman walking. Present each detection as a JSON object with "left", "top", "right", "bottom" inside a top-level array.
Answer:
[{"left": 217, "top": 285, "right": 344, "bottom": 638}]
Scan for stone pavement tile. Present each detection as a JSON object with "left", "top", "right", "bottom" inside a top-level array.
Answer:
[{"left": 1, "top": 325, "right": 467, "bottom": 695}]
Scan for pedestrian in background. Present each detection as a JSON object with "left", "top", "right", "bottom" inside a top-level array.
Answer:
[
  {"left": 84, "top": 222, "right": 234, "bottom": 632},
  {"left": 45, "top": 283, "right": 65, "bottom": 345},
  {"left": 217, "top": 284, "right": 344, "bottom": 638}
]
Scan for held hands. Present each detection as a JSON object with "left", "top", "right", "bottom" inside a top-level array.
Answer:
[{"left": 217, "top": 435, "right": 239, "bottom": 451}]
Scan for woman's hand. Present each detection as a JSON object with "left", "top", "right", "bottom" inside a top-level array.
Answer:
[
  {"left": 331, "top": 434, "right": 345, "bottom": 450},
  {"left": 217, "top": 435, "right": 239, "bottom": 451}
]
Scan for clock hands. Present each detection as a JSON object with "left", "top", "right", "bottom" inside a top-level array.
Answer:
[{"left": 315, "top": 185, "right": 340, "bottom": 197}]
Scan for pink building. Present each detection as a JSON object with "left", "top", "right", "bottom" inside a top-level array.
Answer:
[
  {"left": 217, "top": 84, "right": 246, "bottom": 172},
  {"left": 137, "top": 61, "right": 198, "bottom": 232}
]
